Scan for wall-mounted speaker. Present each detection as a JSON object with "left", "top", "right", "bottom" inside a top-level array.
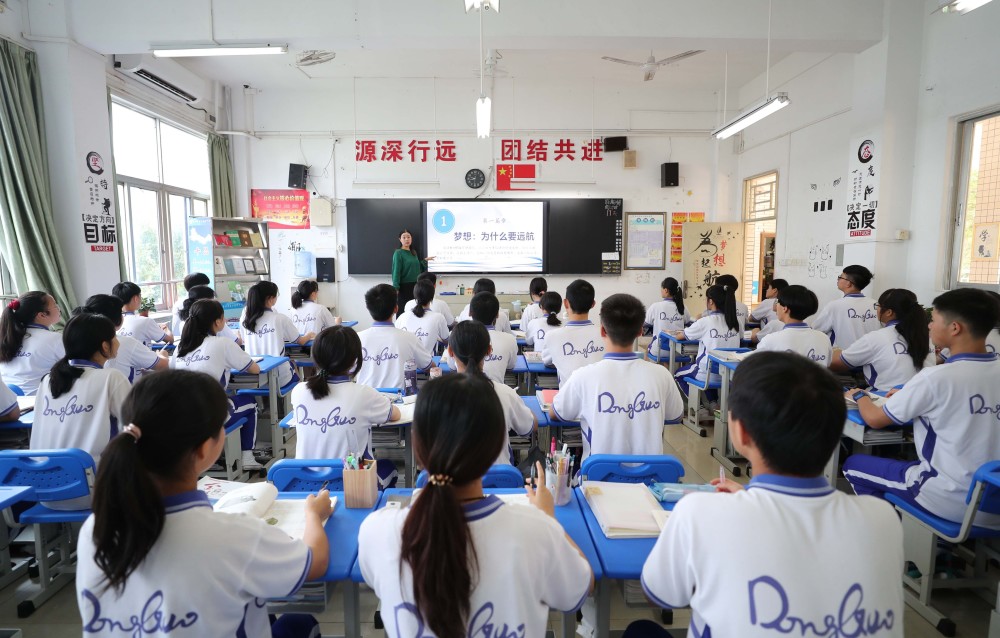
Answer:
[
  {"left": 288, "top": 163, "right": 308, "bottom": 189},
  {"left": 661, "top": 162, "right": 679, "bottom": 188},
  {"left": 603, "top": 136, "right": 628, "bottom": 152},
  {"left": 316, "top": 257, "right": 335, "bottom": 283}
]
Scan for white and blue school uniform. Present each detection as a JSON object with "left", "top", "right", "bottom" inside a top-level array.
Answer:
[
  {"left": 0, "top": 324, "right": 64, "bottom": 396},
  {"left": 641, "top": 475, "right": 904, "bottom": 638},
  {"left": 987, "top": 328, "right": 1000, "bottom": 355},
  {"left": 844, "top": 352, "right": 1000, "bottom": 527},
  {"left": 76, "top": 490, "right": 312, "bottom": 638},
  {"left": 703, "top": 301, "right": 749, "bottom": 334},
  {"left": 809, "top": 293, "right": 878, "bottom": 349},
  {"left": 30, "top": 361, "right": 130, "bottom": 466},
  {"left": 483, "top": 326, "right": 518, "bottom": 385},
  {"left": 754, "top": 318, "right": 784, "bottom": 342},
  {"left": 0, "top": 373, "right": 17, "bottom": 419},
  {"left": 553, "top": 353, "right": 684, "bottom": 462},
  {"left": 178, "top": 317, "right": 239, "bottom": 344},
  {"left": 519, "top": 301, "right": 544, "bottom": 328},
  {"left": 404, "top": 298, "right": 455, "bottom": 326},
  {"left": 171, "top": 335, "right": 258, "bottom": 450},
  {"left": 359, "top": 495, "right": 591, "bottom": 638},
  {"left": 289, "top": 300, "right": 336, "bottom": 336},
  {"left": 457, "top": 304, "right": 513, "bottom": 334},
  {"left": 541, "top": 320, "right": 605, "bottom": 387},
  {"left": 838, "top": 321, "right": 921, "bottom": 391},
  {"left": 524, "top": 315, "right": 560, "bottom": 354},
  {"left": 676, "top": 312, "right": 740, "bottom": 385},
  {"left": 749, "top": 298, "right": 778, "bottom": 326},
  {"left": 493, "top": 379, "right": 535, "bottom": 465},
  {"left": 356, "top": 322, "right": 434, "bottom": 389},
  {"left": 644, "top": 299, "right": 690, "bottom": 358},
  {"left": 105, "top": 335, "right": 160, "bottom": 384},
  {"left": 119, "top": 312, "right": 168, "bottom": 346},
  {"left": 754, "top": 322, "right": 832, "bottom": 366},
  {"left": 239, "top": 308, "right": 300, "bottom": 387},
  {"left": 169, "top": 297, "right": 185, "bottom": 338},
  {"left": 394, "top": 308, "right": 450, "bottom": 353}
]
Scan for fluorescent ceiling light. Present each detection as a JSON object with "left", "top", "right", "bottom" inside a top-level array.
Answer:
[
  {"left": 465, "top": 0, "right": 499, "bottom": 12},
  {"left": 152, "top": 45, "right": 287, "bottom": 58},
  {"left": 712, "top": 93, "right": 790, "bottom": 140},
  {"left": 938, "top": 0, "right": 993, "bottom": 13},
  {"left": 476, "top": 96, "right": 492, "bottom": 138}
]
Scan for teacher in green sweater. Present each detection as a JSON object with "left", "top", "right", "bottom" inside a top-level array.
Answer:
[{"left": 391, "top": 229, "right": 434, "bottom": 317}]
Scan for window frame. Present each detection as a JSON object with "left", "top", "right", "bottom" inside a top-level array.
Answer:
[{"left": 741, "top": 170, "right": 779, "bottom": 306}]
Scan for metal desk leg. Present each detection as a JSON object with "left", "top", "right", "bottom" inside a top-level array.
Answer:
[
  {"left": 561, "top": 611, "right": 577, "bottom": 638},
  {"left": 265, "top": 368, "right": 284, "bottom": 459},
  {"left": 344, "top": 581, "right": 361, "bottom": 638},
  {"left": 823, "top": 435, "right": 841, "bottom": 488},
  {"left": 0, "top": 510, "right": 29, "bottom": 590},
  {"left": 403, "top": 426, "right": 414, "bottom": 488},
  {"left": 710, "top": 367, "right": 741, "bottom": 476},
  {"left": 595, "top": 580, "right": 612, "bottom": 638}
]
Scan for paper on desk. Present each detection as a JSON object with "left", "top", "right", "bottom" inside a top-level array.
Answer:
[
  {"left": 15, "top": 396, "right": 34, "bottom": 413},
  {"left": 212, "top": 481, "right": 335, "bottom": 540},
  {"left": 651, "top": 509, "right": 670, "bottom": 531},
  {"left": 386, "top": 402, "right": 416, "bottom": 425},
  {"left": 523, "top": 351, "right": 543, "bottom": 364}
]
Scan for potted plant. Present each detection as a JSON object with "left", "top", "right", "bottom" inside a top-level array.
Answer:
[{"left": 138, "top": 295, "right": 157, "bottom": 317}]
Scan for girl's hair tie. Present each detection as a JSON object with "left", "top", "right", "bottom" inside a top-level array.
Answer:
[
  {"left": 427, "top": 473, "right": 453, "bottom": 487},
  {"left": 122, "top": 424, "right": 142, "bottom": 442},
  {"left": 6, "top": 299, "right": 19, "bottom": 311}
]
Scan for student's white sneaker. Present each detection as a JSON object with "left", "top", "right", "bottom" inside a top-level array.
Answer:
[
  {"left": 696, "top": 406, "right": 714, "bottom": 422},
  {"left": 242, "top": 450, "right": 263, "bottom": 470}
]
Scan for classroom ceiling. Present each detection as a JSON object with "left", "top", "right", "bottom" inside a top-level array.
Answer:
[{"left": 30, "top": 0, "right": 884, "bottom": 90}]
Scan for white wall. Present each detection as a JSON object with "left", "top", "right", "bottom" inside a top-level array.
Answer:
[
  {"left": 230, "top": 77, "right": 726, "bottom": 325},
  {"left": 0, "top": 0, "right": 28, "bottom": 45}
]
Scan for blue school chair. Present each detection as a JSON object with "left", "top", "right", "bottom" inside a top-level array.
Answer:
[
  {"left": 414, "top": 465, "right": 524, "bottom": 489},
  {"left": 204, "top": 417, "right": 248, "bottom": 482},
  {"left": 6, "top": 384, "right": 23, "bottom": 397},
  {"left": 0, "top": 448, "right": 95, "bottom": 617},
  {"left": 886, "top": 460, "right": 1000, "bottom": 637},
  {"left": 579, "top": 455, "right": 685, "bottom": 486},
  {"left": 268, "top": 458, "right": 345, "bottom": 492}
]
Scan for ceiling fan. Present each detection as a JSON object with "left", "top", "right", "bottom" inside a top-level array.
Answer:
[{"left": 601, "top": 50, "right": 704, "bottom": 81}]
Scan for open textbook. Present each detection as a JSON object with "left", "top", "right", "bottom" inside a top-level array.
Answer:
[
  {"left": 210, "top": 481, "right": 334, "bottom": 540},
  {"left": 582, "top": 480, "right": 665, "bottom": 538}
]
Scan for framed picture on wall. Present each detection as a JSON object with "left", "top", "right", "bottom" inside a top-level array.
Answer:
[
  {"left": 243, "top": 258, "right": 257, "bottom": 273},
  {"left": 624, "top": 212, "right": 667, "bottom": 270}
]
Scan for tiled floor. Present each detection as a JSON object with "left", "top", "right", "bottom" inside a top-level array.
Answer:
[{"left": 0, "top": 422, "right": 993, "bottom": 636}]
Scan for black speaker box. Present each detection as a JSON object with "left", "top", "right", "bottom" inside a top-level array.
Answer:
[
  {"left": 603, "top": 136, "right": 628, "bottom": 152},
  {"left": 288, "top": 163, "right": 308, "bottom": 189},
  {"left": 661, "top": 162, "right": 679, "bottom": 188},
  {"left": 316, "top": 257, "right": 335, "bottom": 283}
]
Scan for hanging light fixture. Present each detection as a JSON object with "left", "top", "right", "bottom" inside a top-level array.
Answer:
[
  {"left": 937, "top": 0, "right": 993, "bottom": 13},
  {"left": 465, "top": 0, "right": 499, "bottom": 12},
  {"left": 474, "top": 4, "right": 491, "bottom": 138}
]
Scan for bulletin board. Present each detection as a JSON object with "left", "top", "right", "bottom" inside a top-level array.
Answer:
[
  {"left": 681, "top": 222, "right": 745, "bottom": 299},
  {"left": 624, "top": 212, "right": 666, "bottom": 270}
]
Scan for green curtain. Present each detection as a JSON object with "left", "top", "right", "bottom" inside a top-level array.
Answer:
[
  {"left": 0, "top": 39, "right": 77, "bottom": 313},
  {"left": 208, "top": 132, "right": 237, "bottom": 218}
]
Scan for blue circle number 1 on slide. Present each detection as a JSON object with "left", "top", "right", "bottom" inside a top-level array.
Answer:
[{"left": 432, "top": 208, "right": 455, "bottom": 234}]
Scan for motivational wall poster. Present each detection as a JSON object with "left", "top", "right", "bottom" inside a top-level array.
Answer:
[
  {"left": 846, "top": 137, "right": 879, "bottom": 239},
  {"left": 669, "top": 212, "right": 705, "bottom": 263},
  {"left": 251, "top": 189, "right": 310, "bottom": 229}
]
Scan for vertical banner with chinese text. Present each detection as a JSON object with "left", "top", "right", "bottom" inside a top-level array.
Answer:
[
  {"left": 681, "top": 223, "right": 744, "bottom": 306},
  {"left": 846, "top": 137, "right": 879, "bottom": 239}
]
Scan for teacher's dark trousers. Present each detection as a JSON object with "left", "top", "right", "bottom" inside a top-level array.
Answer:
[{"left": 397, "top": 282, "right": 416, "bottom": 317}]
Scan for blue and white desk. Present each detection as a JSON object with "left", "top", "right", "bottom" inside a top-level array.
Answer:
[
  {"left": 0, "top": 407, "right": 34, "bottom": 431},
  {"left": 823, "top": 404, "right": 911, "bottom": 487},
  {"left": 706, "top": 349, "right": 751, "bottom": 476},
  {"left": 230, "top": 355, "right": 292, "bottom": 461},
  {"left": 658, "top": 333, "right": 698, "bottom": 375}
]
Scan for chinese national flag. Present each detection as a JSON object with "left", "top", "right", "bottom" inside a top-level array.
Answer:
[{"left": 496, "top": 163, "right": 536, "bottom": 191}]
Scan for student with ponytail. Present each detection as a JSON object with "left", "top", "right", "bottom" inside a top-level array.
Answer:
[
  {"left": 394, "top": 279, "right": 450, "bottom": 352},
  {"left": 289, "top": 279, "right": 336, "bottom": 337},
  {"left": 644, "top": 277, "right": 691, "bottom": 359},
  {"left": 178, "top": 285, "right": 241, "bottom": 344},
  {"left": 673, "top": 284, "right": 740, "bottom": 402},
  {"left": 76, "top": 370, "right": 332, "bottom": 637},
  {"left": 359, "top": 373, "right": 592, "bottom": 638},
  {"left": 713, "top": 274, "right": 749, "bottom": 332},
  {"left": 448, "top": 321, "right": 536, "bottom": 465},
  {"left": 172, "top": 299, "right": 263, "bottom": 470},
  {"left": 291, "top": 326, "right": 400, "bottom": 487},
  {"left": 240, "top": 281, "right": 312, "bottom": 387},
  {"left": 0, "top": 291, "right": 64, "bottom": 395},
  {"left": 524, "top": 291, "right": 562, "bottom": 355},
  {"left": 30, "top": 314, "right": 130, "bottom": 478},
  {"left": 518, "top": 277, "right": 549, "bottom": 328},
  {"left": 830, "top": 288, "right": 930, "bottom": 391},
  {"left": 75, "top": 294, "right": 168, "bottom": 384},
  {"left": 402, "top": 272, "right": 455, "bottom": 327}
]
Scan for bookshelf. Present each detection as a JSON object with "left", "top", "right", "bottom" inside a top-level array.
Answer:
[{"left": 188, "top": 216, "right": 270, "bottom": 320}]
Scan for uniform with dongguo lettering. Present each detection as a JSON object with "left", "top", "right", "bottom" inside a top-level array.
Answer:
[
  {"left": 239, "top": 308, "right": 301, "bottom": 386},
  {"left": 644, "top": 299, "right": 690, "bottom": 358},
  {"left": 105, "top": 335, "right": 160, "bottom": 384},
  {"left": 837, "top": 322, "right": 924, "bottom": 391},
  {"left": 356, "top": 322, "right": 434, "bottom": 389},
  {"left": 290, "top": 299, "right": 337, "bottom": 336},
  {"left": 541, "top": 320, "right": 604, "bottom": 387},
  {"left": 291, "top": 376, "right": 395, "bottom": 460},
  {"left": 482, "top": 326, "right": 518, "bottom": 385},
  {"left": 394, "top": 308, "right": 451, "bottom": 353},
  {"left": 675, "top": 312, "right": 740, "bottom": 384},
  {"left": 809, "top": 293, "right": 879, "bottom": 350},
  {"left": 0, "top": 324, "right": 65, "bottom": 396},
  {"left": 755, "top": 323, "right": 832, "bottom": 367},
  {"left": 119, "top": 312, "right": 168, "bottom": 347}
]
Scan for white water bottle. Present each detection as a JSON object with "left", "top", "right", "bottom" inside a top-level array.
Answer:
[{"left": 404, "top": 359, "right": 418, "bottom": 396}]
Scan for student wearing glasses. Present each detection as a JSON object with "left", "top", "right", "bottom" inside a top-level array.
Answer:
[{"left": 808, "top": 265, "right": 879, "bottom": 349}]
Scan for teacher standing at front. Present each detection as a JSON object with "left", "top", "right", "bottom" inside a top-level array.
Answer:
[{"left": 391, "top": 229, "right": 433, "bottom": 317}]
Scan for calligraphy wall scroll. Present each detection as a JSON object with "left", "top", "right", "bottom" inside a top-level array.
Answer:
[{"left": 681, "top": 222, "right": 745, "bottom": 308}]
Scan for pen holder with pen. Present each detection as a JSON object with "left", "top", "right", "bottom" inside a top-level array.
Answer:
[
  {"left": 343, "top": 460, "right": 378, "bottom": 508},
  {"left": 546, "top": 467, "right": 573, "bottom": 507}
]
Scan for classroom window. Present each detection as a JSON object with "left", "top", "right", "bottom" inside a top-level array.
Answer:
[
  {"left": 111, "top": 101, "right": 210, "bottom": 309},
  {"left": 741, "top": 171, "right": 778, "bottom": 305},
  {"left": 953, "top": 111, "right": 1000, "bottom": 287}
]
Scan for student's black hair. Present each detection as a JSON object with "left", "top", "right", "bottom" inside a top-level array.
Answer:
[
  {"left": 177, "top": 300, "right": 223, "bottom": 358},
  {"left": 182, "top": 273, "right": 210, "bottom": 291},
  {"left": 111, "top": 282, "right": 142, "bottom": 307},
  {"left": 291, "top": 280, "right": 319, "bottom": 310},
  {"left": 179, "top": 285, "right": 216, "bottom": 321},
  {"left": 715, "top": 274, "right": 740, "bottom": 292},
  {"left": 565, "top": 279, "right": 596, "bottom": 314},
  {"left": 730, "top": 352, "right": 844, "bottom": 476},
  {"left": 74, "top": 294, "right": 125, "bottom": 329},
  {"left": 242, "top": 281, "right": 279, "bottom": 334},
  {"left": 932, "top": 288, "right": 999, "bottom": 340},
  {"left": 706, "top": 284, "right": 739, "bottom": 332},
  {"left": 416, "top": 271, "right": 437, "bottom": 285},
  {"left": 541, "top": 292, "right": 563, "bottom": 327},
  {"left": 412, "top": 280, "right": 435, "bottom": 319},
  {"left": 49, "top": 314, "right": 116, "bottom": 399},
  {"left": 987, "top": 291, "right": 1000, "bottom": 330},
  {"left": 399, "top": 228, "right": 419, "bottom": 258},
  {"left": 529, "top": 277, "right": 547, "bottom": 298},
  {"left": 878, "top": 288, "right": 929, "bottom": 370},
  {"left": 364, "top": 284, "right": 398, "bottom": 322},
  {"left": 776, "top": 285, "right": 819, "bottom": 321},
  {"left": 599, "top": 293, "right": 645, "bottom": 347},
  {"left": 91, "top": 369, "right": 229, "bottom": 594},
  {"left": 472, "top": 278, "right": 496, "bottom": 295},
  {"left": 402, "top": 373, "right": 505, "bottom": 638},
  {"left": 447, "top": 321, "right": 490, "bottom": 378},
  {"left": 0, "top": 291, "right": 53, "bottom": 363},
  {"left": 770, "top": 278, "right": 789, "bottom": 292},
  {"left": 306, "top": 326, "right": 363, "bottom": 399},
  {"left": 841, "top": 265, "right": 874, "bottom": 290},
  {"left": 661, "top": 277, "right": 685, "bottom": 315},
  {"left": 469, "top": 291, "right": 500, "bottom": 325}
]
